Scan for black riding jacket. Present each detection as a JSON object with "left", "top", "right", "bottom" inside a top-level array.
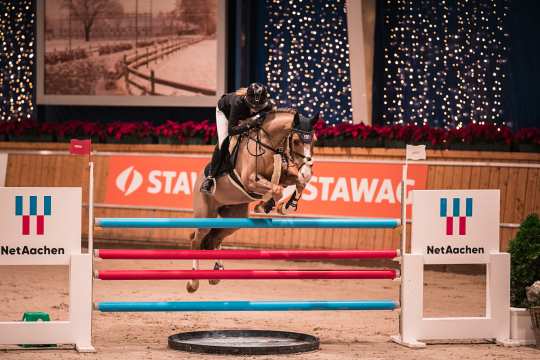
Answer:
[{"left": 218, "top": 93, "right": 273, "bottom": 135}]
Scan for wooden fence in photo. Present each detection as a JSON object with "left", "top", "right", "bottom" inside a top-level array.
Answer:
[{"left": 123, "top": 37, "right": 216, "bottom": 96}]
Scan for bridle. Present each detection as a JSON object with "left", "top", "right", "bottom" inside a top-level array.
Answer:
[
  {"left": 246, "top": 125, "right": 313, "bottom": 174},
  {"left": 287, "top": 130, "right": 314, "bottom": 170}
]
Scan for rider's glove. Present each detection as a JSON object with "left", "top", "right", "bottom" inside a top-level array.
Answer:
[{"left": 246, "top": 113, "right": 264, "bottom": 127}]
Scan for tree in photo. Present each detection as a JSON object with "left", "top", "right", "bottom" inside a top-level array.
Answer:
[
  {"left": 176, "top": 0, "right": 217, "bottom": 35},
  {"left": 62, "top": 0, "right": 123, "bottom": 42}
]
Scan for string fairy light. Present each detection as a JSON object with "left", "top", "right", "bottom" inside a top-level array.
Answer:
[
  {"left": 0, "top": 0, "right": 34, "bottom": 122},
  {"left": 381, "top": 0, "right": 509, "bottom": 128},
  {"left": 264, "top": 0, "right": 352, "bottom": 125}
]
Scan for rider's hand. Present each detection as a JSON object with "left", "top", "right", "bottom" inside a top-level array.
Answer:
[
  {"left": 252, "top": 113, "right": 262, "bottom": 122},
  {"left": 247, "top": 113, "right": 264, "bottom": 127}
]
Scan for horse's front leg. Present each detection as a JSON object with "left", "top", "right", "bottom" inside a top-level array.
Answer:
[
  {"left": 246, "top": 173, "right": 284, "bottom": 202},
  {"left": 277, "top": 183, "right": 305, "bottom": 215}
]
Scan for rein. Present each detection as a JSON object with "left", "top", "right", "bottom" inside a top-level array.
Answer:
[{"left": 246, "top": 128, "right": 312, "bottom": 167}]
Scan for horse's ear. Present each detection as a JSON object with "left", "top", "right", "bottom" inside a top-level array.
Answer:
[
  {"left": 293, "top": 112, "right": 299, "bottom": 127},
  {"left": 310, "top": 113, "right": 320, "bottom": 127}
]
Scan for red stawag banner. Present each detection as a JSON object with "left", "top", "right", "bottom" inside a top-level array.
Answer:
[
  {"left": 105, "top": 156, "right": 209, "bottom": 210},
  {"left": 105, "top": 155, "right": 428, "bottom": 218}
]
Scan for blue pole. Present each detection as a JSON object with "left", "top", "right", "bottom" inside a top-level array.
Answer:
[
  {"left": 95, "top": 217, "right": 400, "bottom": 229},
  {"left": 96, "top": 300, "right": 398, "bottom": 312}
]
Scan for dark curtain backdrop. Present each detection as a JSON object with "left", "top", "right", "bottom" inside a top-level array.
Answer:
[
  {"left": 259, "top": 0, "right": 353, "bottom": 124},
  {"left": 373, "top": 0, "right": 540, "bottom": 129},
  {"left": 504, "top": 0, "right": 540, "bottom": 129}
]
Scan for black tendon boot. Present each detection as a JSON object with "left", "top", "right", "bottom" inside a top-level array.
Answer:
[{"left": 200, "top": 176, "right": 216, "bottom": 195}]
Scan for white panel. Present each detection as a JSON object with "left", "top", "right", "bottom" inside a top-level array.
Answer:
[
  {"left": 0, "top": 187, "right": 81, "bottom": 266},
  {"left": 411, "top": 190, "right": 500, "bottom": 264},
  {"left": 0, "top": 321, "right": 76, "bottom": 344}
]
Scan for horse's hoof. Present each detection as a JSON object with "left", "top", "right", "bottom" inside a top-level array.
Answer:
[
  {"left": 277, "top": 202, "right": 290, "bottom": 215},
  {"left": 254, "top": 200, "right": 270, "bottom": 213},
  {"left": 186, "top": 280, "right": 199, "bottom": 293},
  {"left": 210, "top": 262, "right": 223, "bottom": 285}
]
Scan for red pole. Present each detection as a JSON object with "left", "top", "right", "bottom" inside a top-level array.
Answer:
[
  {"left": 95, "top": 269, "right": 398, "bottom": 280},
  {"left": 95, "top": 249, "right": 398, "bottom": 260}
]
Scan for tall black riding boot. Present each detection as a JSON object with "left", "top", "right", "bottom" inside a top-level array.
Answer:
[
  {"left": 200, "top": 145, "right": 221, "bottom": 195},
  {"left": 200, "top": 136, "right": 232, "bottom": 195}
]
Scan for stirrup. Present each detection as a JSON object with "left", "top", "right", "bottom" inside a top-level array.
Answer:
[{"left": 200, "top": 177, "right": 216, "bottom": 195}]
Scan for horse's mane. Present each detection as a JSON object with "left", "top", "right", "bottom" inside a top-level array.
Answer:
[
  {"left": 267, "top": 108, "right": 298, "bottom": 130},
  {"left": 271, "top": 107, "right": 297, "bottom": 115}
]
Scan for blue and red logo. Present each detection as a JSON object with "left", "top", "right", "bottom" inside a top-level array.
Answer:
[
  {"left": 15, "top": 195, "right": 52, "bottom": 235},
  {"left": 440, "top": 197, "right": 472, "bottom": 235}
]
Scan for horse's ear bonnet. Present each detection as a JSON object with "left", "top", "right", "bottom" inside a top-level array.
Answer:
[{"left": 293, "top": 113, "right": 314, "bottom": 144}]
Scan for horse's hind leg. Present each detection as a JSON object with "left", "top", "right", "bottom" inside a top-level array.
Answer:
[
  {"left": 205, "top": 204, "right": 249, "bottom": 286},
  {"left": 187, "top": 180, "right": 219, "bottom": 293},
  {"left": 187, "top": 227, "right": 212, "bottom": 293},
  {"left": 196, "top": 228, "right": 225, "bottom": 286}
]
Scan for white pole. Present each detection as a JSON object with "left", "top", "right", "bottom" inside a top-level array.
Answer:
[
  {"left": 401, "top": 160, "right": 408, "bottom": 255},
  {"left": 88, "top": 161, "right": 94, "bottom": 254},
  {"left": 399, "top": 157, "right": 408, "bottom": 338}
]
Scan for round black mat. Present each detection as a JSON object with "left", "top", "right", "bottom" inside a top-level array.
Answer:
[{"left": 168, "top": 330, "right": 320, "bottom": 355}]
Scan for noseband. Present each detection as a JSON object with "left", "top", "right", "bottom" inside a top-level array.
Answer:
[
  {"left": 247, "top": 125, "right": 313, "bottom": 173},
  {"left": 286, "top": 130, "right": 313, "bottom": 171}
]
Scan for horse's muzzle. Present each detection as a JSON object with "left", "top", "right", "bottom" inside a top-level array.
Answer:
[{"left": 299, "top": 164, "right": 313, "bottom": 184}]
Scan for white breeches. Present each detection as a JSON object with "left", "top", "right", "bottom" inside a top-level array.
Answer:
[{"left": 216, "top": 107, "right": 228, "bottom": 149}]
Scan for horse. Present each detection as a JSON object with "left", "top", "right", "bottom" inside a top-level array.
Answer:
[{"left": 187, "top": 108, "right": 318, "bottom": 293}]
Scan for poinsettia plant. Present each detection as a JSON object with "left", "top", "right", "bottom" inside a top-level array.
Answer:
[
  {"left": 515, "top": 128, "right": 540, "bottom": 145},
  {"left": 105, "top": 121, "right": 154, "bottom": 142},
  {"left": 180, "top": 120, "right": 216, "bottom": 144},
  {"left": 155, "top": 120, "right": 186, "bottom": 144},
  {"left": 54, "top": 120, "right": 105, "bottom": 141},
  {"left": 0, "top": 118, "right": 538, "bottom": 152},
  {"left": 0, "top": 119, "right": 55, "bottom": 139},
  {"left": 458, "top": 123, "right": 513, "bottom": 145}
]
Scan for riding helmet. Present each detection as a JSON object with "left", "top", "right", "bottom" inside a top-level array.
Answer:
[{"left": 245, "top": 83, "right": 270, "bottom": 109}]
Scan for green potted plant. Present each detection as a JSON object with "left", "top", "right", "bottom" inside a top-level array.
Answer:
[
  {"left": 509, "top": 213, "right": 540, "bottom": 345},
  {"left": 526, "top": 281, "right": 540, "bottom": 347}
]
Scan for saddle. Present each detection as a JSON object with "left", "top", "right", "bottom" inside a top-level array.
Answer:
[{"left": 203, "top": 135, "right": 265, "bottom": 200}]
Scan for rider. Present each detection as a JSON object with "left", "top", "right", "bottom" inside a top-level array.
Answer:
[{"left": 200, "top": 82, "right": 276, "bottom": 195}]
